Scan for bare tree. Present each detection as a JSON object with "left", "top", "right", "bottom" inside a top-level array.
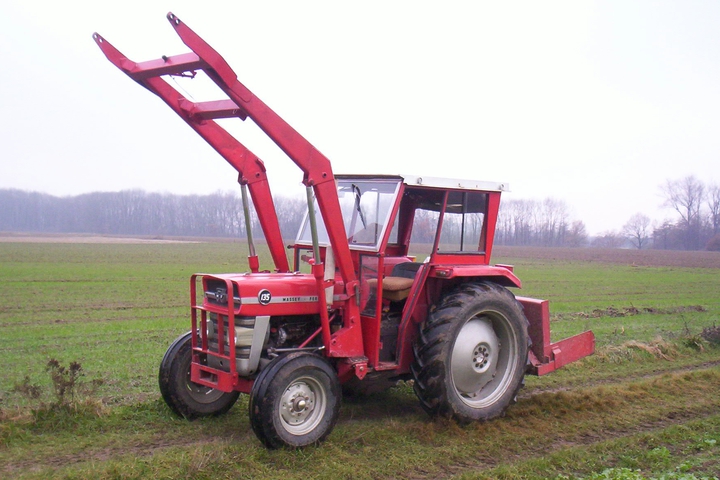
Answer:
[
  {"left": 565, "top": 220, "right": 588, "bottom": 247},
  {"left": 623, "top": 213, "right": 652, "bottom": 249},
  {"left": 515, "top": 199, "right": 537, "bottom": 245},
  {"left": 537, "top": 198, "right": 568, "bottom": 246},
  {"left": 274, "top": 195, "right": 307, "bottom": 239},
  {"left": 661, "top": 176, "right": 705, "bottom": 250},
  {"left": 496, "top": 199, "right": 537, "bottom": 246},
  {"left": 497, "top": 197, "right": 580, "bottom": 247},
  {"left": 591, "top": 230, "right": 625, "bottom": 248},
  {"left": 707, "top": 183, "right": 720, "bottom": 237}
]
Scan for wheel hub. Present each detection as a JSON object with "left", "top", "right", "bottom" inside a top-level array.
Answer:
[
  {"left": 451, "top": 318, "right": 500, "bottom": 395},
  {"left": 281, "top": 382, "right": 316, "bottom": 426},
  {"left": 293, "top": 397, "right": 308, "bottom": 411},
  {"left": 472, "top": 344, "right": 491, "bottom": 373}
]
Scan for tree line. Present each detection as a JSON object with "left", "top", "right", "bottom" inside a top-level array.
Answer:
[
  {"left": 1, "top": 175, "right": 718, "bottom": 251},
  {"left": 0, "top": 189, "right": 303, "bottom": 240},
  {"left": 494, "top": 197, "right": 588, "bottom": 248},
  {"left": 594, "top": 176, "right": 720, "bottom": 251},
  {"left": 0, "top": 188, "right": 589, "bottom": 247}
]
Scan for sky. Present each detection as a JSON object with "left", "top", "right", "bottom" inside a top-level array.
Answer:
[{"left": 1, "top": 1, "right": 719, "bottom": 235}]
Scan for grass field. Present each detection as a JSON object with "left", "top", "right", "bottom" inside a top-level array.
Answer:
[{"left": 1, "top": 239, "right": 719, "bottom": 479}]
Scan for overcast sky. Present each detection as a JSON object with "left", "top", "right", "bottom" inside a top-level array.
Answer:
[{"left": 1, "top": 1, "right": 719, "bottom": 235}]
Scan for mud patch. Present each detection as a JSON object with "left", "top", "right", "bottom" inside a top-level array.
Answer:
[
  {"left": 495, "top": 246, "right": 720, "bottom": 269},
  {"left": 559, "top": 305, "right": 707, "bottom": 320},
  {"left": 701, "top": 325, "right": 720, "bottom": 345}
]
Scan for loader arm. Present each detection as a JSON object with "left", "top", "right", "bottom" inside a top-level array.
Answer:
[
  {"left": 93, "top": 32, "right": 290, "bottom": 273},
  {"left": 164, "top": 13, "right": 357, "bottom": 290},
  {"left": 94, "top": 13, "right": 362, "bottom": 343}
]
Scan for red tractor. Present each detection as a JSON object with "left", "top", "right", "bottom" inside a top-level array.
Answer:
[{"left": 95, "top": 13, "right": 595, "bottom": 449}]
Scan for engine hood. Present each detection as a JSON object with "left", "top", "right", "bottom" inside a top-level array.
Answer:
[{"left": 199, "top": 272, "right": 322, "bottom": 316}]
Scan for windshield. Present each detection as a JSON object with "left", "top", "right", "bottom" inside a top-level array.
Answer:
[{"left": 296, "top": 179, "right": 401, "bottom": 251}]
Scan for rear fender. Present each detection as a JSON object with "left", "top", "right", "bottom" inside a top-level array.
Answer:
[{"left": 429, "top": 265, "right": 522, "bottom": 289}]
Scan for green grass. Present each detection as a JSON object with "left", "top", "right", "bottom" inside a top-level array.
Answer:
[
  {"left": 0, "top": 242, "right": 268, "bottom": 407},
  {"left": 1, "top": 242, "right": 720, "bottom": 479}
]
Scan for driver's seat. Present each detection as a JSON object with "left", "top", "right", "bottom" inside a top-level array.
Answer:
[{"left": 377, "top": 262, "right": 422, "bottom": 302}]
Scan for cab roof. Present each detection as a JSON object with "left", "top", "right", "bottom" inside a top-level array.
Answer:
[{"left": 334, "top": 174, "right": 509, "bottom": 192}]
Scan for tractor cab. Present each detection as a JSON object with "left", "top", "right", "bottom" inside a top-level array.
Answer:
[
  {"left": 292, "top": 175, "right": 517, "bottom": 369},
  {"left": 295, "top": 174, "right": 505, "bottom": 260}
]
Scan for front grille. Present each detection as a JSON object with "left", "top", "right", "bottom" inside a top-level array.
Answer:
[
  {"left": 204, "top": 280, "right": 241, "bottom": 308},
  {"left": 207, "top": 315, "right": 257, "bottom": 350}
]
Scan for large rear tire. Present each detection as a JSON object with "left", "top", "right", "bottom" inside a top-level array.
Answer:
[
  {"left": 159, "top": 332, "right": 240, "bottom": 419},
  {"left": 411, "top": 282, "right": 528, "bottom": 422},
  {"left": 249, "top": 352, "right": 341, "bottom": 449}
]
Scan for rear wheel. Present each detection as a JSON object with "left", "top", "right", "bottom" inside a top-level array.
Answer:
[
  {"left": 411, "top": 282, "right": 528, "bottom": 422},
  {"left": 249, "top": 352, "right": 340, "bottom": 449},
  {"left": 159, "top": 332, "right": 240, "bottom": 419}
]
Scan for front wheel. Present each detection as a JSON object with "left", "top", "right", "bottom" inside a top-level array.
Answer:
[
  {"left": 411, "top": 282, "right": 529, "bottom": 422},
  {"left": 249, "top": 352, "right": 341, "bottom": 449},
  {"left": 159, "top": 332, "right": 240, "bottom": 419}
]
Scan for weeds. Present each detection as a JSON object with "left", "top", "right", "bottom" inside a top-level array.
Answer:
[
  {"left": 594, "top": 319, "right": 720, "bottom": 364},
  {"left": 9, "top": 359, "right": 105, "bottom": 416},
  {"left": 597, "top": 337, "right": 679, "bottom": 363},
  {"left": 46, "top": 359, "right": 84, "bottom": 406}
]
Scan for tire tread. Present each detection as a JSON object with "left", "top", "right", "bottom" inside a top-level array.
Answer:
[{"left": 411, "top": 282, "right": 528, "bottom": 422}]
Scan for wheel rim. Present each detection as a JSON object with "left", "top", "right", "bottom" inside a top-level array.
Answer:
[
  {"left": 450, "top": 311, "right": 518, "bottom": 408},
  {"left": 279, "top": 375, "right": 327, "bottom": 436},
  {"left": 184, "top": 359, "right": 225, "bottom": 405}
]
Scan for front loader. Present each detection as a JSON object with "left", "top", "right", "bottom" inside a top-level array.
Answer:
[{"left": 94, "top": 13, "right": 595, "bottom": 449}]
